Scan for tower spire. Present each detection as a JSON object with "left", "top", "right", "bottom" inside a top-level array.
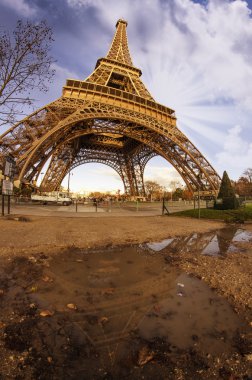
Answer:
[
  {"left": 90, "top": 19, "right": 154, "bottom": 100},
  {"left": 106, "top": 19, "right": 133, "bottom": 66}
]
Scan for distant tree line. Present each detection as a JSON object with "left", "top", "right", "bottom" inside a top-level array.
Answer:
[{"left": 144, "top": 180, "right": 192, "bottom": 201}]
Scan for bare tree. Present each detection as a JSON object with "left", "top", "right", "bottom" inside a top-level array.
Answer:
[
  {"left": 243, "top": 168, "right": 252, "bottom": 183},
  {"left": 145, "top": 180, "right": 163, "bottom": 200},
  {"left": 0, "top": 20, "right": 55, "bottom": 125}
]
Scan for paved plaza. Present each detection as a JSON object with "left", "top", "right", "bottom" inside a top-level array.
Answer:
[{"left": 3, "top": 200, "right": 206, "bottom": 218}]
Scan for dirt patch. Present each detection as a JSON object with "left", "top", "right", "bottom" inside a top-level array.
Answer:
[{"left": 0, "top": 215, "right": 224, "bottom": 257}]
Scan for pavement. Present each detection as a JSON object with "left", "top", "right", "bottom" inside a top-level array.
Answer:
[{"left": 1, "top": 201, "right": 203, "bottom": 218}]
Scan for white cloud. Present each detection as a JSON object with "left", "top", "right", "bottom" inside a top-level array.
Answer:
[
  {"left": 52, "top": 63, "right": 79, "bottom": 80},
  {"left": 144, "top": 165, "right": 183, "bottom": 189},
  {"left": 35, "top": 63, "right": 80, "bottom": 106},
  {"left": 67, "top": 0, "right": 101, "bottom": 9},
  {"left": 215, "top": 125, "right": 252, "bottom": 179},
  {"left": 0, "top": 0, "right": 37, "bottom": 16}
]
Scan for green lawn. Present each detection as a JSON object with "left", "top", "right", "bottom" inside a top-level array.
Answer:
[{"left": 172, "top": 203, "right": 252, "bottom": 222}]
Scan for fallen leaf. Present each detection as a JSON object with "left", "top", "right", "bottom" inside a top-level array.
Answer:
[
  {"left": 28, "top": 256, "right": 36, "bottom": 262},
  {"left": 42, "top": 275, "right": 53, "bottom": 283},
  {"left": 0, "top": 322, "right": 6, "bottom": 329},
  {"left": 99, "top": 316, "right": 109, "bottom": 325},
  {"left": 40, "top": 310, "right": 54, "bottom": 317},
  {"left": 138, "top": 346, "right": 154, "bottom": 366},
  {"left": 153, "top": 304, "right": 161, "bottom": 313},
  {"left": 101, "top": 288, "right": 115, "bottom": 295},
  {"left": 67, "top": 303, "right": 77, "bottom": 310},
  {"left": 177, "top": 283, "right": 185, "bottom": 287}
]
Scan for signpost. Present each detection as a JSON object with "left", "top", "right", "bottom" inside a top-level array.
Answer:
[
  {"left": 192, "top": 189, "right": 218, "bottom": 218},
  {"left": 1, "top": 156, "right": 16, "bottom": 216},
  {"left": 193, "top": 190, "right": 218, "bottom": 198},
  {"left": 4, "top": 156, "right": 16, "bottom": 177}
]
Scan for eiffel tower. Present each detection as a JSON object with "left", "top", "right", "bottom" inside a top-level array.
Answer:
[{"left": 0, "top": 19, "right": 220, "bottom": 196}]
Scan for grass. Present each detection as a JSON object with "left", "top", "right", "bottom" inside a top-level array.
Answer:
[{"left": 172, "top": 203, "right": 252, "bottom": 222}]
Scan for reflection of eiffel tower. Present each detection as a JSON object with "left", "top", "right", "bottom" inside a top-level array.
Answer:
[
  {"left": 0, "top": 20, "right": 220, "bottom": 196},
  {"left": 145, "top": 227, "right": 239, "bottom": 256}
]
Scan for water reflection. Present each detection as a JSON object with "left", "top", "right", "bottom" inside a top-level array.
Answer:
[{"left": 145, "top": 227, "right": 252, "bottom": 256}]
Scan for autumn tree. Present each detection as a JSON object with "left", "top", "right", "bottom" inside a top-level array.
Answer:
[
  {"left": 144, "top": 180, "right": 163, "bottom": 200},
  {"left": 172, "top": 187, "right": 183, "bottom": 200},
  {"left": 0, "top": 20, "right": 55, "bottom": 125},
  {"left": 235, "top": 177, "right": 250, "bottom": 196},
  {"left": 89, "top": 191, "right": 106, "bottom": 198},
  {"left": 182, "top": 188, "right": 193, "bottom": 200},
  {"left": 235, "top": 168, "right": 252, "bottom": 197}
]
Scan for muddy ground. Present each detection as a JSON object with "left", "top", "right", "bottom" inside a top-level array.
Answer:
[
  {"left": 0, "top": 215, "right": 251, "bottom": 379},
  {"left": 0, "top": 215, "right": 224, "bottom": 254}
]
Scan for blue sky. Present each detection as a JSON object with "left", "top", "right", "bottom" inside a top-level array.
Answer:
[{"left": 0, "top": 0, "right": 252, "bottom": 193}]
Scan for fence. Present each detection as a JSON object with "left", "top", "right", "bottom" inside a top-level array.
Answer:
[{"left": 0, "top": 197, "right": 208, "bottom": 217}]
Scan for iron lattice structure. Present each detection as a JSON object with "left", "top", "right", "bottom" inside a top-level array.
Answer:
[{"left": 0, "top": 19, "right": 220, "bottom": 195}]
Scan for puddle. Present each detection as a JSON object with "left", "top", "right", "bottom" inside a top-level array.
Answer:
[
  {"left": 145, "top": 227, "right": 252, "bottom": 256},
  {"left": 137, "top": 272, "right": 242, "bottom": 355},
  {"left": 0, "top": 233, "right": 251, "bottom": 379}
]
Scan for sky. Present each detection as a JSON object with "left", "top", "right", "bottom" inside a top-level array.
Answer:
[{"left": 0, "top": 0, "right": 252, "bottom": 193}]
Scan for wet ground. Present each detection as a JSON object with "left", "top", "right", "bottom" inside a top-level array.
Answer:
[
  {"left": 0, "top": 226, "right": 251, "bottom": 379},
  {"left": 143, "top": 226, "right": 252, "bottom": 255}
]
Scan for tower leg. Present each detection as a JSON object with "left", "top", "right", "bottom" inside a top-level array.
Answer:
[
  {"left": 119, "top": 153, "right": 146, "bottom": 197},
  {"left": 40, "top": 143, "right": 76, "bottom": 192}
]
